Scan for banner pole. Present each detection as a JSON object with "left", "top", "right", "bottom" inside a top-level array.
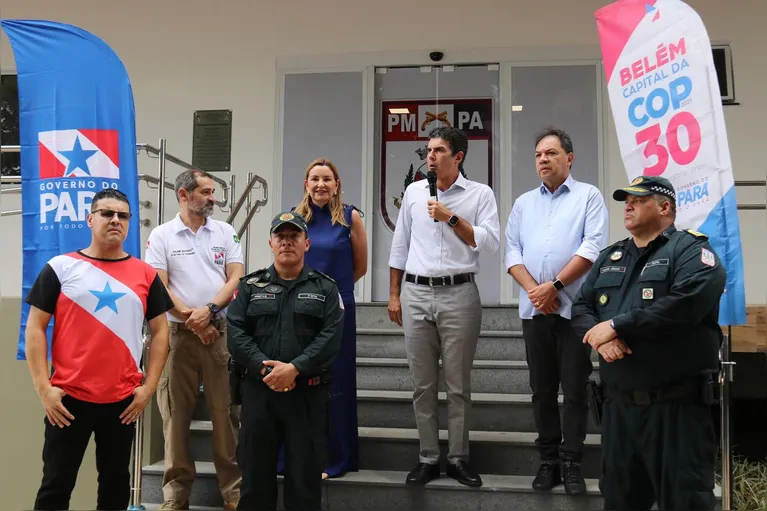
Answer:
[{"left": 719, "top": 326, "right": 735, "bottom": 510}]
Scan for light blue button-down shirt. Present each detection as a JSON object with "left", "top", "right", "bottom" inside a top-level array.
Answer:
[{"left": 504, "top": 175, "right": 609, "bottom": 320}]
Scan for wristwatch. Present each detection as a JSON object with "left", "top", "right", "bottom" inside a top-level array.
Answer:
[
  {"left": 552, "top": 279, "right": 565, "bottom": 291},
  {"left": 207, "top": 302, "right": 220, "bottom": 315},
  {"left": 448, "top": 215, "right": 460, "bottom": 227}
]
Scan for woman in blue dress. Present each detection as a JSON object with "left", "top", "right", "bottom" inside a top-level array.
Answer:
[{"left": 280, "top": 157, "right": 367, "bottom": 479}]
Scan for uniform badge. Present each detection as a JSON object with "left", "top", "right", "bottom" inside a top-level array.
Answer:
[
  {"left": 265, "top": 284, "right": 283, "bottom": 293},
  {"left": 610, "top": 251, "right": 623, "bottom": 261},
  {"left": 701, "top": 248, "right": 715, "bottom": 267},
  {"left": 279, "top": 213, "right": 295, "bottom": 221},
  {"left": 255, "top": 281, "right": 269, "bottom": 288},
  {"left": 642, "top": 288, "right": 654, "bottom": 300},
  {"left": 598, "top": 293, "right": 609, "bottom": 306},
  {"left": 631, "top": 176, "right": 644, "bottom": 185},
  {"left": 246, "top": 277, "right": 258, "bottom": 285}
]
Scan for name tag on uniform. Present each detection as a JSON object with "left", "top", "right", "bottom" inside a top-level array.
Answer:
[
  {"left": 298, "top": 293, "right": 325, "bottom": 302},
  {"left": 644, "top": 258, "right": 669, "bottom": 269},
  {"left": 251, "top": 293, "right": 275, "bottom": 300},
  {"left": 641, "top": 258, "right": 669, "bottom": 275},
  {"left": 600, "top": 266, "right": 626, "bottom": 273}
]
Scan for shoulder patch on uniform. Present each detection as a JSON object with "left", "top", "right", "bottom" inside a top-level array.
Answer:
[
  {"left": 686, "top": 229, "right": 708, "bottom": 239},
  {"left": 701, "top": 247, "right": 716, "bottom": 267}
]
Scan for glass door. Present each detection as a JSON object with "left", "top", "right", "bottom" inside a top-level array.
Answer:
[{"left": 370, "top": 64, "right": 502, "bottom": 303}]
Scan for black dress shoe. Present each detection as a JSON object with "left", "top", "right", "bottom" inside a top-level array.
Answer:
[
  {"left": 405, "top": 462, "right": 440, "bottom": 485},
  {"left": 446, "top": 460, "right": 483, "bottom": 487},
  {"left": 562, "top": 461, "right": 586, "bottom": 495},
  {"left": 532, "top": 460, "right": 561, "bottom": 490}
]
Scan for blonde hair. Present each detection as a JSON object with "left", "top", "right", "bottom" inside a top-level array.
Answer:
[{"left": 295, "top": 158, "right": 348, "bottom": 226}]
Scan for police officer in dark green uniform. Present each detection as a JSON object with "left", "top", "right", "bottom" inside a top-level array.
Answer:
[
  {"left": 571, "top": 176, "right": 725, "bottom": 511},
  {"left": 227, "top": 211, "right": 344, "bottom": 511}
]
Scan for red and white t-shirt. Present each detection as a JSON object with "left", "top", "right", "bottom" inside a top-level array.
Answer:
[{"left": 25, "top": 251, "right": 173, "bottom": 403}]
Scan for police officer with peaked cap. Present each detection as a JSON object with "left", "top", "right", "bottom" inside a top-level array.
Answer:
[
  {"left": 227, "top": 211, "right": 344, "bottom": 511},
  {"left": 571, "top": 176, "right": 725, "bottom": 510}
]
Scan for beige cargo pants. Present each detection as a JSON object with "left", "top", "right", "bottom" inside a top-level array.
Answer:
[{"left": 157, "top": 320, "right": 241, "bottom": 503}]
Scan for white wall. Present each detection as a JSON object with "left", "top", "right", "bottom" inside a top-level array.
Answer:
[{"left": 1, "top": 0, "right": 765, "bottom": 303}]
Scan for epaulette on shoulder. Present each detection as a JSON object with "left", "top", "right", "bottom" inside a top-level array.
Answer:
[
  {"left": 241, "top": 267, "right": 268, "bottom": 283},
  {"left": 684, "top": 229, "right": 708, "bottom": 240},
  {"left": 309, "top": 269, "right": 337, "bottom": 285},
  {"left": 600, "top": 237, "right": 629, "bottom": 255}
]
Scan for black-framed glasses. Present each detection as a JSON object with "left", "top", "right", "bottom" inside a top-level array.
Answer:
[{"left": 92, "top": 209, "right": 132, "bottom": 221}]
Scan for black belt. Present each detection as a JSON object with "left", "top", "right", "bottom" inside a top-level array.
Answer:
[
  {"left": 405, "top": 272, "right": 474, "bottom": 286},
  {"left": 603, "top": 378, "right": 707, "bottom": 406}
]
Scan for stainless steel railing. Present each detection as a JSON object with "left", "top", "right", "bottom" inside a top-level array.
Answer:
[
  {"left": 137, "top": 142, "right": 230, "bottom": 209},
  {"left": 734, "top": 180, "right": 766, "bottom": 210}
]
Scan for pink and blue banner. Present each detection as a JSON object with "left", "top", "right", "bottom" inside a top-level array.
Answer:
[
  {"left": 1, "top": 20, "right": 141, "bottom": 358},
  {"left": 596, "top": 0, "right": 746, "bottom": 326}
]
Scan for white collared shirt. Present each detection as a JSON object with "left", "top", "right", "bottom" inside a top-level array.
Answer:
[
  {"left": 144, "top": 214, "right": 243, "bottom": 321},
  {"left": 389, "top": 173, "right": 500, "bottom": 277}
]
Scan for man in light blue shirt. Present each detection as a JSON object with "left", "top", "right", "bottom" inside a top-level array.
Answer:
[{"left": 504, "top": 127, "right": 608, "bottom": 496}]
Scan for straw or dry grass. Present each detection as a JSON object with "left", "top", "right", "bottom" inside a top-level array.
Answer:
[{"left": 719, "top": 456, "right": 767, "bottom": 510}]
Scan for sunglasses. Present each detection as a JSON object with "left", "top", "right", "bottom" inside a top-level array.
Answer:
[{"left": 92, "top": 209, "right": 132, "bottom": 221}]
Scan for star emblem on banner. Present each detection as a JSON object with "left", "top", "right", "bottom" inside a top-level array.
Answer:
[
  {"left": 90, "top": 282, "right": 127, "bottom": 313},
  {"left": 59, "top": 135, "right": 98, "bottom": 177}
]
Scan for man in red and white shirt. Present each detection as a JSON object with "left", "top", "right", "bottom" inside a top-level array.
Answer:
[{"left": 24, "top": 189, "right": 173, "bottom": 511}]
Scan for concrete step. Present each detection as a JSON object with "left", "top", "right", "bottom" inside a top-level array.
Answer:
[
  {"left": 357, "top": 390, "right": 600, "bottom": 433},
  {"left": 193, "top": 389, "right": 599, "bottom": 433},
  {"left": 357, "top": 327, "right": 600, "bottom": 362},
  {"left": 356, "top": 358, "right": 600, "bottom": 394},
  {"left": 141, "top": 461, "right": 604, "bottom": 510},
  {"left": 356, "top": 302, "right": 523, "bottom": 332},
  {"left": 188, "top": 421, "right": 601, "bottom": 478},
  {"left": 357, "top": 328, "right": 526, "bottom": 361}
]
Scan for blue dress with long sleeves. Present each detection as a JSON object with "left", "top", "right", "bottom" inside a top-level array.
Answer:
[{"left": 278, "top": 202, "right": 359, "bottom": 477}]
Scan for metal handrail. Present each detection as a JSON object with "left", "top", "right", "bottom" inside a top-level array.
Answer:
[
  {"left": 734, "top": 180, "right": 766, "bottom": 210},
  {"left": 137, "top": 143, "right": 229, "bottom": 208},
  {"left": 137, "top": 173, "right": 175, "bottom": 191},
  {"left": 230, "top": 173, "right": 269, "bottom": 239},
  {"left": 226, "top": 172, "right": 268, "bottom": 223}
]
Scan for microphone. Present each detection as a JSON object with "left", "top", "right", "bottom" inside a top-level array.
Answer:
[{"left": 427, "top": 170, "right": 438, "bottom": 222}]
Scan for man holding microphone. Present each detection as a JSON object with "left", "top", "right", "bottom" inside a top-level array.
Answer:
[{"left": 388, "top": 126, "right": 500, "bottom": 487}]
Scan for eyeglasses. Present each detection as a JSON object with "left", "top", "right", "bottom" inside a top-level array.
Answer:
[{"left": 92, "top": 209, "right": 132, "bottom": 221}]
